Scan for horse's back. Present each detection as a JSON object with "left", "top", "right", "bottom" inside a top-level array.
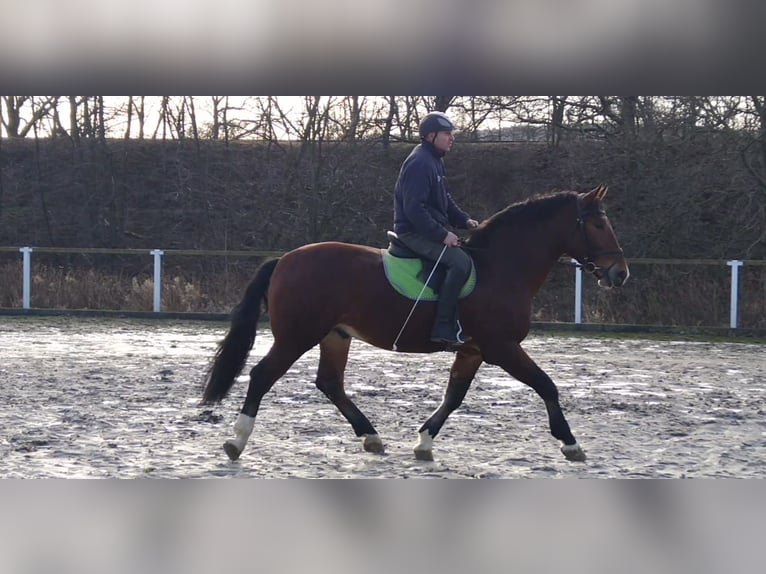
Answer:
[
  {"left": 275, "top": 241, "right": 382, "bottom": 280},
  {"left": 268, "top": 241, "right": 386, "bottom": 308},
  {"left": 287, "top": 240, "right": 380, "bottom": 258},
  {"left": 266, "top": 241, "right": 418, "bottom": 349}
]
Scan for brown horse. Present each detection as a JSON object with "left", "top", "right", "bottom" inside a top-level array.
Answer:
[{"left": 201, "top": 185, "right": 629, "bottom": 463}]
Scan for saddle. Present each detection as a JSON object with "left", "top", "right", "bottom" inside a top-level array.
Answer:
[
  {"left": 386, "top": 231, "right": 450, "bottom": 291},
  {"left": 383, "top": 231, "right": 476, "bottom": 301}
]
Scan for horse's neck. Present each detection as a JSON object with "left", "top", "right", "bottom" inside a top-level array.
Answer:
[{"left": 480, "top": 221, "right": 569, "bottom": 293}]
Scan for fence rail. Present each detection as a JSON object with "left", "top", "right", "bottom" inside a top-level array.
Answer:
[{"left": 1, "top": 246, "right": 765, "bottom": 330}]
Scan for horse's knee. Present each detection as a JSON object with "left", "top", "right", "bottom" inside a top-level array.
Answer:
[
  {"left": 248, "top": 360, "right": 274, "bottom": 385},
  {"left": 246, "top": 364, "right": 275, "bottom": 396}
]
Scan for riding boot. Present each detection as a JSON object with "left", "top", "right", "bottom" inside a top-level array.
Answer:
[{"left": 430, "top": 268, "right": 471, "bottom": 345}]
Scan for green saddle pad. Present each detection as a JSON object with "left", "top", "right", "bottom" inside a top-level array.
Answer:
[{"left": 381, "top": 249, "right": 477, "bottom": 301}]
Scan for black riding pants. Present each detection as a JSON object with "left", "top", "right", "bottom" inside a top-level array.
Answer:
[{"left": 397, "top": 232, "right": 472, "bottom": 324}]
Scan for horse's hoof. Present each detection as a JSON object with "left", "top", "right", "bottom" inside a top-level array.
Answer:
[
  {"left": 561, "top": 443, "right": 587, "bottom": 462},
  {"left": 223, "top": 440, "right": 242, "bottom": 461},
  {"left": 414, "top": 448, "right": 434, "bottom": 462},
  {"left": 362, "top": 434, "right": 385, "bottom": 454}
]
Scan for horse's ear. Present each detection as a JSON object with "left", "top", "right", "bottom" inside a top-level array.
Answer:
[{"left": 584, "top": 185, "right": 608, "bottom": 203}]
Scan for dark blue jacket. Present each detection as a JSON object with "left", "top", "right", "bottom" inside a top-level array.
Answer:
[{"left": 393, "top": 142, "right": 470, "bottom": 242}]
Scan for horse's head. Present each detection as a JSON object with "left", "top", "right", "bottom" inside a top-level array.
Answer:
[{"left": 570, "top": 185, "right": 629, "bottom": 288}]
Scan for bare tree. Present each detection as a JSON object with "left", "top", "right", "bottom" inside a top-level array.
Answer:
[
  {"left": 124, "top": 96, "right": 134, "bottom": 139},
  {"left": 464, "top": 96, "right": 551, "bottom": 142},
  {"left": 124, "top": 96, "right": 146, "bottom": 140},
  {"left": 81, "top": 96, "right": 93, "bottom": 138},
  {"left": 153, "top": 96, "right": 173, "bottom": 140},
  {"left": 449, "top": 96, "right": 501, "bottom": 141},
  {"left": 4, "top": 95, "right": 766, "bottom": 151},
  {"left": 432, "top": 96, "right": 455, "bottom": 112},
  {"left": 68, "top": 96, "right": 81, "bottom": 145},
  {"left": 184, "top": 96, "right": 199, "bottom": 143},
  {"left": 381, "top": 96, "right": 398, "bottom": 147},
  {"left": 1, "top": 96, "right": 24, "bottom": 137},
  {"left": 550, "top": 96, "right": 568, "bottom": 146},
  {"left": 1, "top": 96, "right": 61, "bottom": 138},
  {"left": 591, "top": 96, "right": 640, "bottom": 142},
  {"left": 619, "top": 96, "right": 639, "bottom": 142},
  {"left": 398, "top": 96, "right": 422, "bottom": 140},
  {"left": 210, "top": 96, "right": 229, "bottom": 141},
  {"left": 299, "top": 96, "right": 329, "bottom": 241},
  {"left": 91, "top": 96, "right": 106, "bottom": 143},
  {"left": 258, "top": 96, "right": 281, "bottom": 143},
  {"left": 29, "top": 99, "right": 54, "bottom": 243},
  {"left": 742, "top": 96, "right": 766, "bottom": 191},
  {"left": 343, "top": 96, "right": 361, "bottom": 142}
]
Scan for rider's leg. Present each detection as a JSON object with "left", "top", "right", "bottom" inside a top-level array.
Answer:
[
  {"left": 396, "top": 232, "right": 473, "bottom": 345},
  {"left": 430, "top": 247, "right": 472, "bottom": 344}
]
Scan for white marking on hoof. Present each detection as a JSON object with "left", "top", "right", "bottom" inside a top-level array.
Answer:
[
  {"left": 362, "top": 434, "right": 385, "bottom": 454},
  {"left": 224, "top": 413, "right": 254, "bottom": 459},
  {"left": 561, "top": 442, "right": 587, "bottom": 462},
  {"left": 413, "top": 430, "right": 434, "bottom": 461}
]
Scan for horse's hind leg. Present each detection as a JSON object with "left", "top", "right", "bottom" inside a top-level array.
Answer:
[
  {"left": 484, "top": 341, "right": 586, "bottom": 462},
  {"left": 315, "top": 329, "right": 384, "bottom": 454},
  {"left": 223, "top": 344, "right": 305, "bottom": 461},
  {"left": 414, "top": 347, "right": 484, "bottom": 461}
]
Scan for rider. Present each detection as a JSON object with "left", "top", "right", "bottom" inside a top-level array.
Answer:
[{"left": 393, "top": 111, "right": 479, "bottom": 345}]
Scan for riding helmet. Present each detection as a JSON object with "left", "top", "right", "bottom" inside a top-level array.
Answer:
[{"left": 419, "top": 111, "right": 456, "bottom": 138}]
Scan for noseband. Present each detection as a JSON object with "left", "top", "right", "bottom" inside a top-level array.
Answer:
[{"left": 575, "top": 196, "right": 624, "bottom": 275}]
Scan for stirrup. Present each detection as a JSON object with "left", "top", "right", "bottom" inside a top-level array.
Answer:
[{"left": 430, "top": 320, "right": 471, "bottom": 345}]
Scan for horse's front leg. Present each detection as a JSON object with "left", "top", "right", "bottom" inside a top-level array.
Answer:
[
  {"left": 414, "top": 347, "right": 484, "bottom": 461},
  {"left": 483, "top": 340, "right": 586, "bottom": 462}
]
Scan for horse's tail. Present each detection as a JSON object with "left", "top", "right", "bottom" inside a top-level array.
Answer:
[{"left": 201, "top": 258, "right": 280, "bottom": 404}]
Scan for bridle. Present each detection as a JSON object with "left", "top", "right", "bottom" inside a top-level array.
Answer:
[{"left": 574, "top": 196, "right": 624, "bottom": 275}]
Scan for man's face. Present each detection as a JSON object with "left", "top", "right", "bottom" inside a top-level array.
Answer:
[{"left": 430, "top": 130, "right": 455, "bottom": 154}]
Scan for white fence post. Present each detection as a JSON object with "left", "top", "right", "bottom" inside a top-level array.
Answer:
[
  {"left": 20, "top": 247, "right": 33, "bottom": 309},
  {"left": 727, "top": 260, "right": 743, "bottom": 329},
  {"left": 573, "top": 259, "right": 583, "bottom": 324},
  {"left": 151, "top": 249, "right": 164, "bottom": 312}
]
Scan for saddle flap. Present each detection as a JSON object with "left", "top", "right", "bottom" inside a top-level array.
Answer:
[{"left": 381, "top": 244, "right": 477, "bottom": 302}]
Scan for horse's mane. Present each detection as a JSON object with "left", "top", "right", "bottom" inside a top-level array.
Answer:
[{"left": 465, "top": 190, "right": 579, "bottom": 249}]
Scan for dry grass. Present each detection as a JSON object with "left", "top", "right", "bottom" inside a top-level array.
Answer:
[{"left": 0, "top": 262, "right": 248, "bottom": 313}]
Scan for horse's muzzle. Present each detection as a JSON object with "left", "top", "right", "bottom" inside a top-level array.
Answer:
[{"left": 597, "top": 264, "right": 630, "bottom": 288}]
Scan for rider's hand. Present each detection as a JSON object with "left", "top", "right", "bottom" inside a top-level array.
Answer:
[
  {"left": 466, "top": 219, "right": 479, "bottom": 229},
  {"left": 443, "top": 231, "right": 460, "bottom": 247}
]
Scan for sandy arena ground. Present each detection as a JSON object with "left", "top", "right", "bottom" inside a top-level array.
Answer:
[{"left": 1, "top": 316, "right": 764, "bottom": 478}]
